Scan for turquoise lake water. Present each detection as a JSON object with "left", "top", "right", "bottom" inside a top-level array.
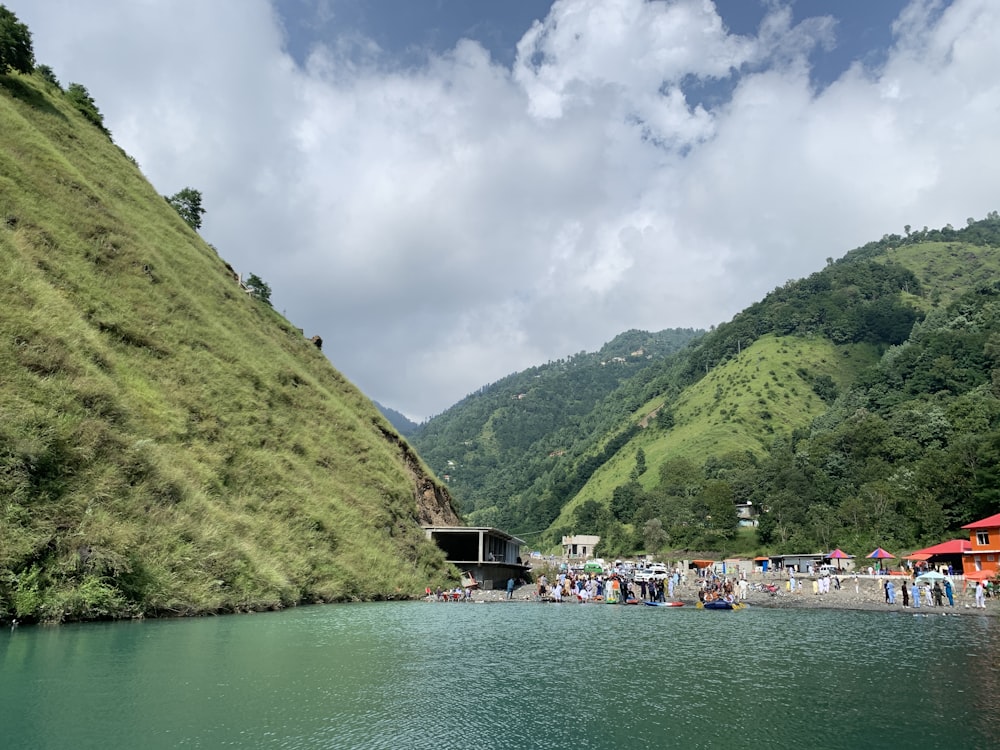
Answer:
[{"left": 1, "top": 601, "right": 997, "bottom": 749}]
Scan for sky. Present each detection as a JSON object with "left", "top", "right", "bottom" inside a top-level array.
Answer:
[{"left": 12, "top": 0, "right": 1000, "bottom": 421}]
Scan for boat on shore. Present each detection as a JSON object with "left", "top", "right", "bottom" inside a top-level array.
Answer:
[
  {"left": 698, "top": 599, "right": 745, "bottom": 610},
  {"left": 644, "top": 601, "right": 684, "bottom": 607}
]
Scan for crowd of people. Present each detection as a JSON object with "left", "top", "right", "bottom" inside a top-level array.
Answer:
[
  {"left": 426, "top": 562, "right": 995, "bottom": 611},
  {"left": 530, "top": 568, "right": 688, "bottom": 604}
]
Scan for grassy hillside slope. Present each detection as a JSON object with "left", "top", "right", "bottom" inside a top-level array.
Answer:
[
  {"left": 0, "top": 73, "right": 457, "bottom": 622},
  {"left": 552, "top": 335, "right": 879, "bottom": 525}
]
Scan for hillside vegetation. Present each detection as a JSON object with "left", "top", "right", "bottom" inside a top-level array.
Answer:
[
  {"left": 417, "top": 217, "right": 1000, "bottom": 561},
  {"left": 0, "top": 68, "right": 458, "bottom": 622},
  {"left": 410, "top": 328, "right": 702, "bottom": 522}
]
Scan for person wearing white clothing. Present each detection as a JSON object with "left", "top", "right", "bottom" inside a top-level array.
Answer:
[{"left": 975, "top": 580, "right": 986, "bottom": 608}]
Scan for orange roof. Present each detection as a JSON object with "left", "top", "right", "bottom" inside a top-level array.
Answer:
[
  {"left": 904, "top": 553, "right": 932, "bottom": 561},
  {"left": 962, "top": 512, "right": 1000, "bottom": 530}
]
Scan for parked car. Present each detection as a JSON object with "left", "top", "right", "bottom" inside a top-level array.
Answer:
[{"left": 634, "top": 563, "right": 669, "bottom": 582}]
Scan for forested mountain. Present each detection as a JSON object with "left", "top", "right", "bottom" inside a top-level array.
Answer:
[
  {"left": 410, "top": 328, "right": 702, "bottom": 522},
  {"left": 414, "top": 216, "right": 1000, "bottom": 560},
  {"left": 0, "top": 55, "right": 458, "bottom": 622}
]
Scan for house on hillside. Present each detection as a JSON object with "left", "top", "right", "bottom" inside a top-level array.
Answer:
[
  {"left": 736, "top": 500, "right": 758, "bottom": 527},
  {"left": 562, "top": 534, "right": 600, "bottom": 560},
  {"left": 962, "top": 512, "right": 1000, "bottom": 581},
  {"left": 423, "top": 526, "right": 529, "bottom": 591}
]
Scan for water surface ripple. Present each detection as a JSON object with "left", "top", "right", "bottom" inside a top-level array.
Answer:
[{"left": 1, "top": 602, "right": 997, "bottom": 749}]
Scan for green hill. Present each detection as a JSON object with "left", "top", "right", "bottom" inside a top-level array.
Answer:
[
  {"left": 554, "top": 334, "right": 879, "bottom": 518},
  {"left": 410, "top": 328, "right": 702, "bottom": 522},
  {"left": 416, "top": 216, "right": 1000, "bottom": 560},
  {"left": 0, "top": 69, "right": 458, "bottom": 622}
]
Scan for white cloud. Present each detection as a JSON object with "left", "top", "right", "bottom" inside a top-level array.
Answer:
[{"left": 14, "top": 0, "right": 1000, "bottom": 420}]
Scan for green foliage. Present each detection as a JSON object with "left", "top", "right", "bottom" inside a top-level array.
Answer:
[
  {"left": 245, "top": 273, "right": 272, "bottom": 306},
  {"left": 572, "top": 499, "right": 608, "bottom": 533},
  {"left": 35, "top": 64, "right": 59, "bottom": 89},
  {"left": 643, "top": 518, "right": 666, "bottom": 556},
  {"left": 0, "top": 5, "right": 33, "bottom": 75},
  {"left": 64, "top": 82, "right": 109, "bottom": 135},
  {"left": 165, "top": 187, "right": 206, "bottom": 231},
  {"left": 410, "top": 328, "right": 702, "bottom": 535},
  {"left": 0, "top": 74, "right": 457, "bottom": 622}
]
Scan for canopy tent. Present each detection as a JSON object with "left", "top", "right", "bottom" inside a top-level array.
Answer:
[
  {"left": 867, "top": 548, "right": 894, "bottom": 558},
  {"left": 867, "top": 547, "right": 895, "bottom": 572},
  {"left": 824, "top": 548, "right": 854, "bottom": 570},
  {"left": 690, "top": 560, "right": 716, "bottom": 569},
  {"left": 963, "top": 569, "right": 996, "bottom": 582}
]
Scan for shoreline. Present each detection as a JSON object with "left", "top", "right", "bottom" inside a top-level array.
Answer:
[{"left": 460, "top": 573, "right": 999, "bottom": 617}]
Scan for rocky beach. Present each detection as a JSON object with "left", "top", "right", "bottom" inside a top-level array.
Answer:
[{"left": 462, "top": 572, "right": 998, "bottom": 617}]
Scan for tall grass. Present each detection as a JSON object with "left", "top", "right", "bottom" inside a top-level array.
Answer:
[{"left": 0, "top": 72, "right": 456, "bottom": 622}]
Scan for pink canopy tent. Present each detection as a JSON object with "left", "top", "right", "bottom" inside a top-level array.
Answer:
[
  {"left": 867, "top": 547, "right": 895, "bottom": 572},
  {"left": 826, "top": 548, "right": 853, "bottom": 570}
]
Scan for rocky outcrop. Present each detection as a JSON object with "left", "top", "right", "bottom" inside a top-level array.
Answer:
[{"left": 377, "top": 424, "right": 460, "bottom": 526}]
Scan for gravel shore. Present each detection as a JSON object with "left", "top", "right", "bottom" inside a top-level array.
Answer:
[{"left": 463, "top": 573, "right": 998, "bottom": 617}]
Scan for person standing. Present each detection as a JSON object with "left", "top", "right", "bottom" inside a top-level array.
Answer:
[
  {"left": 975, "top": 580, "right": 986, "bottom": 608},
  {"left": 739, "top": 577, "right": 748, "bottom": 601},
  {"left": 506, "top": 577, "right": 515, "bottom": 600},
  {"left": 901, "top": 580, "right": 909, "bottom": 608},
  {"left": 944, "top": 578, "right": 954, "bottom": 607},
  {"left": 912, "top": 583, "right": 921, "bottom": 608},
  {"left": 932, "top": 581, "right": 945, "bottom": 607},
  {"left": 887, "top": 580, "right": 896, "bottom": 605}
]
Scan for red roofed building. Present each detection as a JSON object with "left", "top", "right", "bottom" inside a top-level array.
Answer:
[
  {"left": 904, "top": 538, "right": 970, "bottom": 574},
  {"left": 961, "top": 512, "right": 1000, "bottom": 581}
]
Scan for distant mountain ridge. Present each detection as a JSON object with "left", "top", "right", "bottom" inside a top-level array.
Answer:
[{"left": 374, "top": 401, "right": 419, "bottom": 436}]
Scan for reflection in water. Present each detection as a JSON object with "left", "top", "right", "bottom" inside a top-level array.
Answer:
[{"left": 1, "top": 603, "right": 997, "bottom": 749}]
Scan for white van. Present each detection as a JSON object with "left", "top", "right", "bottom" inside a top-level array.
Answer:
[{"left": 635, "top": 563, "right": 669, "bottom": 581}]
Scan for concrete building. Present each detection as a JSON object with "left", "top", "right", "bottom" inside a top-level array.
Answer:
[
  {"left": 561, "top": 534, "right": 600, "bottom": 560},
  {"left": 423, "top": 526, "right": 528, "bottom": 590}
]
